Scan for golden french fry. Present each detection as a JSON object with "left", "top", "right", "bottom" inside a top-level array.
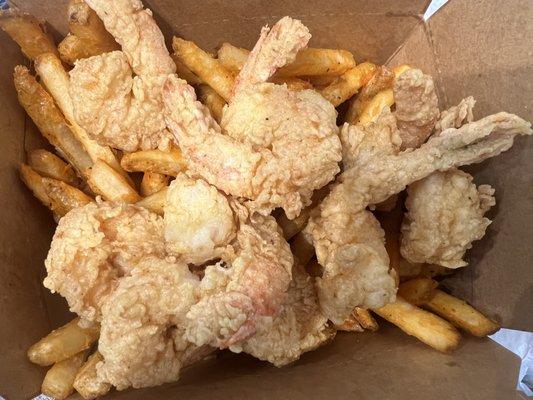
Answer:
[
  {"left": 357, "top": 89, "right": 395, "bottom": 125},
  {"left": 398, "top": 278, "right": 438, "bottom": 306},
  {"left": 20, "top": 164, "right": 51, "bottom": 208},
  {"left": 27, "top": 318, "right": 99, "bottom": 366},
  {"left": 73, "top": 351, "right": 111, "bottom": 400},
  {"left": 353, "top": 308, "right": 379, "bottom": 331},
  {"left": 271, "top": 76, "right": 313, "bottom": 91},
  {"left": 121, "top": 148, "right": 187, "bottom": 176},
  {"left": 14, "top": 66, "right": 93, "bottom": 177},
  {"left": 0, "top": 11, "right": 58, "bottom": 60},
  {"left": 336, "top": 313, "right": 364, "bottom": 332},
  {"left": 42, "top": 351, "right": 88, "bottom": 400},
  {"left": 425, "top": 290, "right": 500, "bottom": 337},
  {"left": 171, "top": 54, "right": 204, "bottom": 85},
  {"left": 28, "top": 149, "right": 78, "bottom": 185},
  {"left": 275, "top": 208, "right": 311, "bottom": 240},
  {"left": 42, "top": 177, "right": 93, "bottom": 216},
  {"left": 320, "top": 62, "right": 377, "bottom": 106},
  {"left": 136, "top": 186, "right": 168, "bottom": 215},
  {"left": 88, "top": 160, "right": 141, "bottom": 203},
  {"left": 58, "top": 0, "right": 118, "bottom": 65},
  {"left": 34, "top": 53, "right": 130, "bottom": 181},
  {"left": 140, "top": 172, "right": 169, "bottom": 197},
  {"left": 198, "top": 84, "right": 226, "bottom": 123},
  {"left": 306, "top": 74, "right": 339, "bottom": 89},
  {"left": 373, "top": 296, "right": 461, "bottom": 353},
  {"left": 173, "top": 37, "right": 235, "bottom": 101},
  {"left": 217, "top": 43, "right": 355, "bottom": 77},
  {"left": 291, "top": 231, "right": 315, "bottom": 266}
]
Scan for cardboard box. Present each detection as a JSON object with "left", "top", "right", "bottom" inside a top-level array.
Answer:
[{"left": 0, "top": 0, "right": 531, "bottom": 398}]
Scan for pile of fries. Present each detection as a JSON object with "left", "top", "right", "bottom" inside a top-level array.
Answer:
[{"left": 1, "top": 3, "right": 500, "bottom": 399}]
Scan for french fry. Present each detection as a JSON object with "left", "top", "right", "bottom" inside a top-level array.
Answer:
[
  {"left": 28, "top": 149, "right": 78, "bottom": 185},
  {"left": 198, "top": 84, "right": 226, "bottom": 123},
  {"left": 425, "top": 290, "right": 500, "bottom": 337},
  {"left": 0, "top": 11, "right": 58, "bottom": 60},
  {"left": 270, "top": 76, "right": 313, "bottom": 91},
  {"left": 73, "top": 351, "right": 112, "bottom": 400},
  {"left": 276, "top": 208, "right": 311, "bottom": 240},
  {"left": 42, "top": 351, "right": 88, "bottom": 400},
  {"left": 58, "top": 0, "right": 118, "bottom": 65},
  {"left": 336, "top": 313, "right": 364, "bottom": 332},
  {"left": 140, "top": 172, "right": 169, "bottom": 197},
  {"left": 373, "top": 296, "right": 461, "bottom": 353},
  {"left": 291, "top": 231, "right": 315, "bottom": 266},
  {"left": 34, "top": 53, "right": 130, "bottom": 182},
  {"left": 353, "top": 307, "right": 379, "bottom": 331},
  {"left": 398, "top": 278, "right": 438, "bottom": 306},
  {"left": 357, "top": 89, "right": 395, "bottom": 125},
  {"left": 121, "top": 148, "right": 187, "bottom": 176},
  {"left": 27, "top": 318, "right": 99, "bottom": 366},
  {"left": 217, "top": 43, "right": 355, "bottom": 77},
  {"left": 20, "top": 164, "right": 52, "bottom": 208},
  {"left": 306, "top": 74, "right": 339, "bottom": 89},
  {"left": 136, "top": 186, "right": 168, "bottom": 215},
  {"left": 42, "top": 177, "right": 93, "bottom": 216},
  {"left": 173, "top": 37, "right": 235, "bottom": 101},
  {"left": 14, "top": 66, "right": 93, "bottom": 177},
  {"left": 171, "top": 54, "right": 204, "bottom": 85},
  {"left": 320, "top": 62, "right": 377, "bottom": 107},
  {"left": 88, "top": 160, "right": 141, "bottom": 203}
]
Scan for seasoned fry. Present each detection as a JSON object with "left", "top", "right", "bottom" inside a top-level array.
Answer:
[
  {"left": 73, "top": 351, "right": 111, "bottom": 400},
  {"left": 276, "top": 208, "right": 311, "bottom": 240},
  {"left": 140, "top": 172, "right": 169, "bottom": 197},
  {"left": 27, "top": 318, "right": 99, "bottom": 366},
  {"left": 320, "top": 62, "right": 377, "bottom": 107},
  {"left": 14, "top": 66, "right": 93, "bottom": 177},
  {"left": 121, "top": 148, "right": 187, "bottom": 176},
  {"left": 136, "top": 186, "right": 168, "bottom": 214},
  {"left": 217, "top": 43, "right": 355, "bottom": 77},
  {"left": 171, "top": 54, "right": 203, "bottom": 85},
  {"left": 42, "top": 177, "right": 93, "bottom": 216},
  {"left": 58, "top": 0, "right": 118, "bottom": 65},
  {"left": 0, "top": 11, "right": 58, "bottom": 60},
  {"left": 425, "top": 290, "right": 500, "bottom": 337},
  {"left": 291, "top": 231, "right": 315, "bottom": 265},
  {"left": 88, "top": 160, "right": 141, "bottom": 203},
  {"left": 28, "top": 149, "right": 78, "bottom": 185},
  {"left": 373, "top": 296, "right": 461, "bottom": 353},
  {"left": 353, "top": 308, "right": 379, "bottom": 331},
  {"left": 20, "top": 164, "right": 51, "bottom": 208},
  {"left": 34, "top": 53, "right": 129, "bottom": 181},
  {"left": 173, "top": 37, "right": 235, "bottom": 101},
  {"left": 198, "top": 84, "right": 226, "bottom": 123},
  {"left": 398, "top": 278, "right": 438, "bottom": 306},
  {"left": 42, "top": 351, "right": 88, "bottom": 400}
]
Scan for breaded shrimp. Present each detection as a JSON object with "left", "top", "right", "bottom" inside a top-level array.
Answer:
[
  {"left": 163, "top": 17, "right": 341, "bottom": 219},
  {"left": 69, "top": 0, "right": 176, "bottom": 151}
]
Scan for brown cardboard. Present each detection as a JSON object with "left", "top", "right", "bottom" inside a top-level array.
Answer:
[{"left": 0, "top": 0, "right": 530, "bottom": 399}]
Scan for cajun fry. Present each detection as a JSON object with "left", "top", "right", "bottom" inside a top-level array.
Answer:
[
  {"left": 172, "top": 54, "right": 204, "bottom": 85},
  {"left": 398, "top": 278, "right": 438, "bottom": 306},
  {"left": 34, "top": 53, "right": 129, "bottom": 181},
  {"left": 320, "top": 62, "right": 377, "bottom": 107},
  {"left": 198, "top": 84, "right": 226, "bottom": 123},
  {"left": 276, "top": 207, "right": 311, "bottom": 240},
  {"left": 136, "top": 186, "right": 168, "bottom": 214},
  {"left": 173, "top": 37, "right": 235, "bottom": 101},
  {"left": 14, "top": 66, "right": 93, "bottom": 177},
  {"left": 0, "top": 11, "right": 58, "bottom": 60},
  {"left": 28, "top": 149, "right": 78, "bottom": 185},
  {"left": 42, "top": 351, "right": 88, "bottom": 400},
  {"left": 121, "top": 148, "right": 187, "bottom": 176},
  {"left": 27, "top": 318, "right": 99, "bottom": 366},
  {"left": 373, "top": 296, "right": 461, "bottom": 353},
  {"left": 88, "top": 160, "right": 141, "bottom": 203},
  {"left": 291, "top": 231, "right": 315, "bottom": 266},
  {"left": 20, "top": 164, "right": 51, "bottom": 208},
  {"left": 42, "top": 177, "right": 93, "bottom": 216},
  {"left": 425, "top": 289, "right": 500, "bottom": 337},
  {"left": 353, "top": 308, "right": 379, "bottom": 331},
  {"left": 73, "top": 351, "right": 112, "bottom": 400},
  {"left": 140, "top": 172, "right": 169, "bottom": 197},
  {"left": 58, "top": 0, "right": 118, "bottom": 65}
]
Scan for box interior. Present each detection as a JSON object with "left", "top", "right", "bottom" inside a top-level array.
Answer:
[{"left": 0, "top": 0, "right": 530, "bottom": 398}]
